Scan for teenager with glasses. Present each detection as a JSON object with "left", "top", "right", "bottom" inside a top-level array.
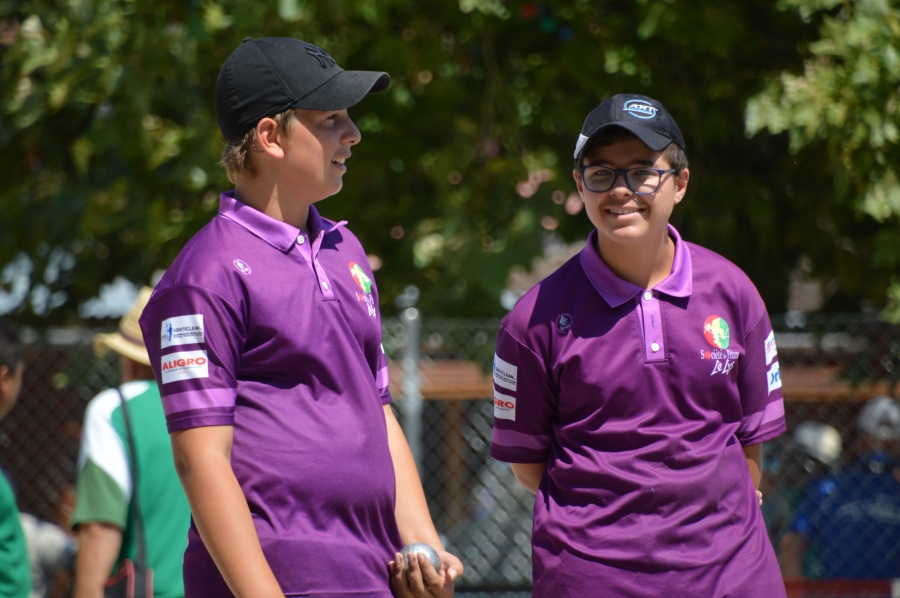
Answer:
[{"left": 490, "top": 94, "right": 787, "bottom": 597}]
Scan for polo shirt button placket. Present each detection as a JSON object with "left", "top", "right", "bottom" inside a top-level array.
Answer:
[{"left": 641, "top": 290, "right": 665, "bottom": 363}]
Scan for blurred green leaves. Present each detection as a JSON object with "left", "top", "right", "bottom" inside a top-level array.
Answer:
[
  {"left": 747, "top": 0, "right": 900, "bottom": 318},
  {"left": 0, "top": 0, "right": 897, "bottom": 323}
]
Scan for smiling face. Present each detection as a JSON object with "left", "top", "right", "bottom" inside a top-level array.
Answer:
[
  {"left": 280, "top": 108, "right": 361, "bottom": 202},
  {"left": 574, "top": 134, "right": 689, "bottom": 249}
]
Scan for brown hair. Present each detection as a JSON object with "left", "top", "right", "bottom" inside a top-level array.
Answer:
[
  {"left": 579, "top": 126, "right": 688, "bottom": 174},
  {"left": 219, "top": 108, "right": 296, "bottom": 183}
]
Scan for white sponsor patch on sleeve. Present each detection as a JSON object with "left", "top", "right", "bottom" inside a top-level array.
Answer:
[
  {"left": 493, "top": 354, "right": 518, "bottom": 391},
  {"left": 767, "top": 361, "right": 782, "bottom": 395},
  {"left": 764, "top": 330, "right": 777, "bottom": 365},
  {"left": 161, "top": 350, "right": 209, "bottom": 384},
  {"left": 160, "top": 315, "right": 205, "bottom": 349},
  {"left": 493, "top": 390, "right": 517, "bottom": 421}
]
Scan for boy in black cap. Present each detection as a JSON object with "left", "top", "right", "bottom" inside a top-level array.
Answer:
[
  {"left": 140, "top": 38, "right": 461, "bottom": 598},
  {"left": 491, "top": 95, "right": 786, "bottom": 596}
]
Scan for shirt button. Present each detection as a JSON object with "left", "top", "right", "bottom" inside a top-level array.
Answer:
[
  {"left": 297, "top": 235, "right": 305, "bottom": 245},
  {"left": 643, "top": 291, "right": 653, "bottom": 301},
  {"left": 322, "top": 282, "right": 329, "bottom": 290},
  {"left": 651, "top": 342, "right": 660, "bottom": 353}
]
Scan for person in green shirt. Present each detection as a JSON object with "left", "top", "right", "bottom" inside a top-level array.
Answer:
[
  {"left": 71, "top": 287, "right": 191, "bottom": 598},
  {"left": 0, "top": 318, "right": 31, "bottom": 598}
]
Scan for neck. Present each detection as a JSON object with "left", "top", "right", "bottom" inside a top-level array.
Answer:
[
  {"left": 235, "top": 174, "right": 313, "bottom": 231},
  {"left": 596, "top": 226, "right": 675, "bottom": 290}
]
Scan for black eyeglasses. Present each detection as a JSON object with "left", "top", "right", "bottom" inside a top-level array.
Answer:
[{"left": 579, "top": 165, "right": 677, "bottom": 195}]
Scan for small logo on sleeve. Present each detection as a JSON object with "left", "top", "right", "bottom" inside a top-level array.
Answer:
[
  {"left": 233, "top": 259, "right": 251, "bottom": 275},
  {"left": 161, "top": 350, "right": 209, "bottom": 384},
  {"left": 556, "top": 313, "right": 573, "bottom": 335},
  {"left": 160, "top": 315, "right": 204, "bottom": 349},
  {"left": 765, "top": 330, "right": 778, "bottom": 365},
  {"left": 493, "top": 390, "right": 517, "bottom": 421},
  {"left": 493, "top": 354, "right": 518, "bottom": 391},
  {"left": 767, "top": 361, "right": 782, "bottom": 395}
]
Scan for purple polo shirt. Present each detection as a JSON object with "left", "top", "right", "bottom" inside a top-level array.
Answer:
[
  {"left": 139, "top": 192, "right": 401, "bottom": 597},
  {"left": 491, "top": 226, "right": 786, "bottom": 598}
]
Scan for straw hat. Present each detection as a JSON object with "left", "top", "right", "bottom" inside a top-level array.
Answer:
[{"left": 93, "top": 286, "right": 153, "bottom": 366}]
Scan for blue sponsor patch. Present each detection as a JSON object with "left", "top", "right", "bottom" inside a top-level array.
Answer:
[{"left": 623, "top": 100, "right": 658, "bottom": 120}]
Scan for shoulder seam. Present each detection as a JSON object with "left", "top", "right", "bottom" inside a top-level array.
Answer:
[{"left": 500, "top": 323, "right": 547, "bottom": 366}]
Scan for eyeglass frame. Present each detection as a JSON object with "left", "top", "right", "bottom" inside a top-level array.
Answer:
[{"left": 578, "top": 165, "right": 678, "bottom": 195}]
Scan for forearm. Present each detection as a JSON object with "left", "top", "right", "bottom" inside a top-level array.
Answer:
[
  {"left": 383, "top": 406, "right": 443, "bottom": 548},
  {"left": 172, "top": 427, "right": 284, "bottom": 598},
  {"left": 73, "top": 523, "right": 122, "bottom": 598}
]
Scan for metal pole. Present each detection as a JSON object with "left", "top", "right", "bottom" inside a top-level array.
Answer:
[{"left": 400, "top": 306, "right": 423, "bottom": 472}]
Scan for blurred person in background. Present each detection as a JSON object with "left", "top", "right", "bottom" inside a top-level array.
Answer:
[
  {"left": 0, "top": 318, "right": 31, "bottom": 597},
  {"left": 71, "top": 287, "right": 191, "bottom": 598},
  {"left": 761, "top": 422, "right": 842, "bottom": 548},
  {"left": 19, "top": 512, "right": 77, "bottom": 598},
  {"left": 780, "top": 396, "right": 900, "bottom": 579}
]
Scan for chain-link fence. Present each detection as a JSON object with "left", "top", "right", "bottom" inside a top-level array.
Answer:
[{"left": 1, "top": 313, "right": 899, "bottom": 596}]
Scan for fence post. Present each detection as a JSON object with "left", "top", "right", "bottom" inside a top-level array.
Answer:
[{"left": 400, "top": 307, "right": 423, "bottom": 472}]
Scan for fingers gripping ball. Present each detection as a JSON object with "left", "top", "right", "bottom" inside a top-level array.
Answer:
[{"left": 400, "top": 543, "right": 441, "bottom": 571}]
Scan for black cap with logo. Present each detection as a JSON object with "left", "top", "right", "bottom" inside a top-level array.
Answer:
[
  {"left": 573, "top": 94, "right": 685, "bottom": 164},
  {"left": 215, "top": 37, "right": 391, "bottom": 140}
]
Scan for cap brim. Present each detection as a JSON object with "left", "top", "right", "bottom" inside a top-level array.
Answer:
[
  {"left": 294, "top": 70, "right": 391, "bottom": 111},
  {"left": 575, "top": 123, "right": 674, "bottom": 163},
  {"left": 93, "top": 333, "right": 151, "bottom": 366}
]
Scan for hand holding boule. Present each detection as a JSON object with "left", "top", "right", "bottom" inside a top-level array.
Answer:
[{"left": 400, "top": 543, "right": 442, "bottom": 571}]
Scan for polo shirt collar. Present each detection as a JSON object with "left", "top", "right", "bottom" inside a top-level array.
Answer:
[
  {"left": 218, "top": 191, "right": 345, "bottom": 253},
  {"left": 579, "top": 224, "right": 692, "bottom": 308}
]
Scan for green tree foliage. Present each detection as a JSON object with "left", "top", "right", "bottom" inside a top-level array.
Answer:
[
  {"left": 747, "top": 0, "right": 900, "bottom": 320},
  {"left": 0, "top": 0, "right": 876, "bottom": 322}
]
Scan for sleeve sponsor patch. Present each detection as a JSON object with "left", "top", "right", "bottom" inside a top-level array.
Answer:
[
  {"left": 493, "top": 354, "right": 518, "bottom": 391},
  {"left": 493, "top": 390, "right": 517, "bottom": 421},
  {"left": 161, "top": 350, "right": 209, "bottom": 384},
  {"left": 764, "top": 330, "right": 777, "bottom": 365},
  {"left": 160, "top": 315, "right": 205, "bottom": 349},
  {"left": 767, "top": 361, "right": 782, "bottom": 395}
]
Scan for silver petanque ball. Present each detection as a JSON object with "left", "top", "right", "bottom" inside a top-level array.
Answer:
[{"left": 400, "top": 543, "right": 441, "bottom": 571}]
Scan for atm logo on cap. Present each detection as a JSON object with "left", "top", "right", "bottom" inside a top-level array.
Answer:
[{"left": 623, "top": 100, "right": 658, "bottom": 120}]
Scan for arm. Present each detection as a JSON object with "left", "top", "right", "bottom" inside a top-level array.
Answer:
[
  {"left": 511, "top": 462, "right": 547, "bottom": 494},
  {"left": 383, "top": 405, "right": 463, "bottom": 596},
  {"left": 73, "top": 523, "right": 121, "bottom": 598},
  {"left": 778, "top": 531, "right": 808, "bottom": 579},
  {"left": 742, "top": 442, "right": 764, "bottom": 506},
  {"left": 170, "top": 425, "right": 284, "bottom": 598},
  {"left": 742, "top": 443, "right": 762, "bottom": 489}
]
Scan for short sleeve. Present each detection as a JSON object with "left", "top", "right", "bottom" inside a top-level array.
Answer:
[
  {"left": 375, "top": 343, "right": 391, "bottom": 404},
  {"left": 735, "top": 313, "right": 786, "bottom": 446},
  {"left": 372, "top": 283, "right": 392, "bottom": 405},
  {"left": 490, "top": 324, "right": 556, "bottom": 464},
  {"left": 71, "top": 392, "right": 129, "bottom": 529},
  {"left": 139, "top": 285, "right": 243, "bottom": 433}
]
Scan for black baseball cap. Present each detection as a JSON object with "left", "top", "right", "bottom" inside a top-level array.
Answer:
[
  {"left": 574, "top": 94, "right": 685, "bottom": 164},
  {"left": 215, "top": 37, "right": 391, "bottom": 140}
]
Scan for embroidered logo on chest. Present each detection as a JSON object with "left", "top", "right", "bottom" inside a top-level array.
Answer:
[
  {"left": 556, "top": 313, "right": 573, "bottom": 335},
  {"left": 700, "top": 315, "right": 739, "bottom": 376},
  {"left": 349, "top": 262, "right": 376, "bottom": 318},
  {"left": 233, "top": 259, "right": 251, "bottom": 275}
]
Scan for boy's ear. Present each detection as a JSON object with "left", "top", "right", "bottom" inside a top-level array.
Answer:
[
  {"left": 254, "top": 117, "right": 286, "bottom": 159},
  {"left": 573, "top": 169, "right": 585, "bottom": 198},
  {"left": 673, "top": 168, "right": 690, "bottom": 204}
]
